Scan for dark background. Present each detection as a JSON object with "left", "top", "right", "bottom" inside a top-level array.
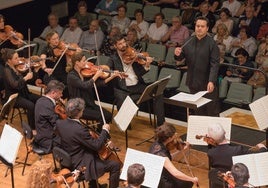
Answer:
[{"left": 0, "top": 0, "right": 99, "bottom": 39}]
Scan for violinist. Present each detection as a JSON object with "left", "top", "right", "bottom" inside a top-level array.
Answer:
[
  {"left": 67, "top": 52, "right": 120, "bottom": 132},
  {"left": 231, "top": 163, "right": 250, "bottom": 188},
  {"left": 56, "top": 98, "right": 121, "bottom": 188},
  {"left": 107, "top": 34, "right": 165, "bottom": 127},
  {"left": 40, "top": 31, "right": 69, "bottom": 98},
  {"left": 207, "top": 123, "right": 267, "bottom": 188},
  {"left": 2, "top": 48, "right": 40, "bottom": 130},
  {"left": 34, "top": 80, "right": 64, "bottom": 153},
  {"left": 149, "top": 122, "right": 199, "bottom": 187}
]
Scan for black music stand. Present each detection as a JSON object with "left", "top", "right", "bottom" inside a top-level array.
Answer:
[
  {"left": 0, "top": 156, "right": 14, "bottom": 188},
  {"left": 135, "top": 75, "right": 171, "bottom": 146}
]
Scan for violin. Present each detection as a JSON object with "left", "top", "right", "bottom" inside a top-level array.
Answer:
[
  {"left": 218, "top": 171, "right": 236, "bottom": 188},
  {"left": 53, "top": 40, "right": 81, "bottom": 57},
  {"left": 84, "top": 123, "right": 123, "bottom": 168},
  {"left": 54, "top": 99, "right": 67, "bottom": 120},
  {"left": 14, "top": 57, "right": 30, "bottom": 73},
  {"left": 0, "top": 25, "right": 25, "bottom": 46},
  {"left": 195, "top": 135, "right": 218, "bottom": 146},
  {"left": 122, "top": 46, "right": 152, "bottom": 65},
  {"left": 167, "top": 133, "right": 187, "bottom": 151},
  {"left": 80, "top": 61, "right": 128, "bottom": 79}
]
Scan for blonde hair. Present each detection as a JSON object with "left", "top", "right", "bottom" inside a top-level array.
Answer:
[{"left": 26, "top": 159, "right": 53, "bottom": 188}]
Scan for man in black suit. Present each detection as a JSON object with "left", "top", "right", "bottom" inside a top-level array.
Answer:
[
  {"left": 175, "top": 16, "right": 220, "bottom": 116},
  {"left": 56, "top": 98, "right": 121, "bottom": 188},
  {"left": 107, "top": 34, "right": 165, "bottom": 126},
  {"left": 34, "top": 80, "right": 64, "bottom": 153}
]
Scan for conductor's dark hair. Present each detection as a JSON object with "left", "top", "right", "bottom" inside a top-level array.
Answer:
[
  {"left": 231, "top": 163, "right": 250, "bottom": 186},
  {"left": 194, "top": 16, "right": 210, "bottom": 28}
]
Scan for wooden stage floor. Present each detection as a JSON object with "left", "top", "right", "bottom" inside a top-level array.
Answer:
[{"left": 0, "top": 106, "right": 265, "bottom": 188}]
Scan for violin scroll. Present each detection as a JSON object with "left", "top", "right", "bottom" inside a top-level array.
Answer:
[{"left": 195, "top": 135, "right": 218, "bottom": 146}]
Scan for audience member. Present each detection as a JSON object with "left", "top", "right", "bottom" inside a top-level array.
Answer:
[
  {"left": 111, "top": 4, "right": 130, "bottom": 34},
  {"left": 125, "top": 163, "right": 145, "bottom": 188},
  {"left": 144, "top": 0, "right": 180, "bottom": 8},
  {"left": 34, "top": 80, "right": 64, "bottom": 153},
  {"left": 212, "top": 8, "right": 233, "bottom": 34},
  {"left": 230, "top": 26, "right": 257, "bottom": 58},
  {"left": 194, "top": 1, "right": 216, "bottom": 32},
  {"left": 247, "top": 61, "right": 268, "bottom": 88},
  {"left": 73, "top": 1, "right": 93, "bottom": 31},
  {"left": 255, "top": 33, "right": 268, "bottom": 66},
  {"left": 225, "top": 48, "right": 254, "bottom": 83},
  {"left": 95, "top": 0, "right": 118, "bottom": 16},
  {"left": 213, "top": 23, "right": 234, "bottom": 54},
  {"left": 39, "top": 13, "right": 64, "bottom": 40},
  {"left": 128, "top": 9, "right": 149, "bottom": 40},
  {"left": 256, "top": 22, "right": 268, "bottom": 41},
  {"left": 126, "top": 29, "right": 142, "bottom": 50},
  {"left": 161, "top": 15, "right": 190, "bottom": 47},
  {"left": 60, "top": 17, "right": 83, "bottom": 44},
  {"left": 56, "top": 98, "right": 121, "bottom": 188},
  {"left": 143, "top": 13, "right": 168, "bottom": 44},
  {"left": 79, "top": 19, "right": 104, "bottom": 51},
  {"left": 149, "top": 122, "right": 199, "bottom": 187},
  {"left": 100, "top": 26, "right": 121, "bottom": 56},
  {"left": 221, "top": 0, "right": 241, "bottom": 17},
  {"left": 235, "top": 0, "right": 262, "bottom": 18},
  {"left": 237, "top": 6, "right": 261, "bottom": 38},
  {"left": 207, "top": 123, "right": 266, "bottom": 188}
]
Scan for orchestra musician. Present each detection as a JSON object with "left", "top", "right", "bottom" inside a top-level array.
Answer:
[
  {"left": 107, "top": 34, "right": 165, "bottom": 127},
  {"left": 39, "top": 31, "right": 69, "bottom": 98},
  {"left": 231, "top": 163, "right": 251, "bottom": 188},
  {"left": 207, "top": 123, "right": 267, "bottom": 188},
  {"left": 2, "top": 48, "right": 40, "bottom": 130},
  {"left": 34, "top": 80, "right": 65, "bottom": 153},
  {"left": 125, "top": 163, "right": 145, "bottom": 188},
  {"left": 149, "top": 122, "right": 199, "bottom": 187},
  {"left": 56, "top": 98, "right": 121, "bottom": 188},
  {"left": 67, "top": 52, "right": 121, "bottom": 132}
]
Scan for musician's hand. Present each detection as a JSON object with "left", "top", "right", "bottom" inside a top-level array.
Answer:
[
  {"left": 192, "top": 177, "right": 199, "bottom": 185},
  {"left": 174, "top": 47, "right": 182, "bottom": 56},
  {"left": 183, "top": 141, "right": 191, "bottom": 150},
  {"left": 102, "top": 124, "right": 110, "bottom": 131},
  {"left": 24, "top": 72, "right": 33, "bottom": 81},
  {"left": 256, "top": 143, "right": 267, "bottom": 149},
  {"left": 44, "top": 68, "right": 53, "bottom": 75}
]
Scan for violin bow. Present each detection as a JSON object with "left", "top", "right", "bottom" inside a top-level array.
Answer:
[
  {"left": 50, "top": 44, "right": 69, "bottom": 75},
  {"left": 181, "top": 149, "right": 200, "bottom": 188},
  {"left": 27, "top": 28, "right": 32, "bottom": 73}
]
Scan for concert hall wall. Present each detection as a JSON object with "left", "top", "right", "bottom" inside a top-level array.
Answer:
[{"left": 1, "top": 0, "right": 98, "bottom": 39}]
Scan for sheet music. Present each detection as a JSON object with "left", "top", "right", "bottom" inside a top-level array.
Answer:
[
  {"left": 114, "top": 96, "right": 138, "bottom": 132},
  {"left": 249, "top": 95, "right": 268, "bottom": 130},
  {"left": 120, "top": 148, "right": 165, "bottom": 188},
  {"left": 232, "top": 152, "right": 268, "bottom": 186},
  {"left": 0, "top": 124, "right": 23, "bottom": 164},
  {"left": 170, "top": 91, "right": 208, "bottom": 102},
  {"left": 187, "top": 116, "right": 232, "bottom": 145}
]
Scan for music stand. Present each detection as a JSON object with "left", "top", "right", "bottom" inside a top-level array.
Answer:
[
  {"left": 136, "top": 75, "right": 171, "bottom": 146},
  {"left": 0, "top": 156, "right": 14, "bottom": 188}
]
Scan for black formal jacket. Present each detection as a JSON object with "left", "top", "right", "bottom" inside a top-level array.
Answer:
[
  {"left": 67, "top": 69, "right": 106, "bottom": 108},
  {"left": 56, "top": 118, "right": 110, "bottom": 180},
  {"left": 34, "top": 96, "right": 60, "bottom": 153},
  {"left": 107, "top": 53, "right": 148, "bottom": 92},
  {"left": 175, "top": 35, "right": 220, "bottom": 91}
]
